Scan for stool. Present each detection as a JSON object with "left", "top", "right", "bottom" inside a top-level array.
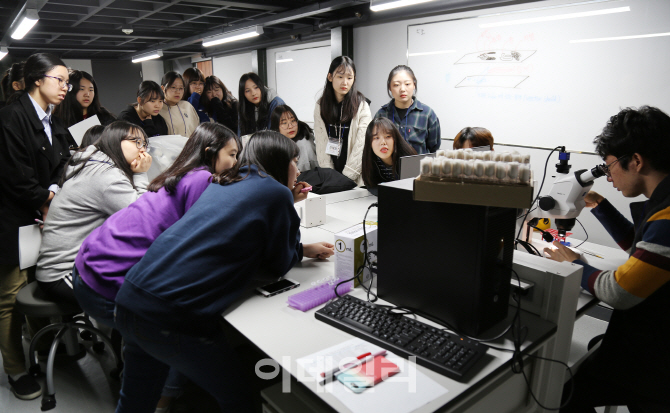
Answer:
[{"left": 15, "top": 282, "right": 122, "bottom": 411}]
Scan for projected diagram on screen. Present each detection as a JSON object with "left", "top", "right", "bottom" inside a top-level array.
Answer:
[{"left": 455, "top": 49, "right": 536, "bottom": 88}]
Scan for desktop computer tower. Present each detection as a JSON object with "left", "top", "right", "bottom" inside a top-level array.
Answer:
[{"left": 377, "top": 180, "right": 516, "bottom": 337}]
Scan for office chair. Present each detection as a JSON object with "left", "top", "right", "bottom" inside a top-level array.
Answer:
[{"left": 15, "top": 282, "right": 122, "bottom": 411}]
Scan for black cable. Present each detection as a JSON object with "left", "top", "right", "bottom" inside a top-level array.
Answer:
[
  {"left": 515, "top": 146, "right": 563, "bottom": 242},
  {"left": 573, "top": 218, "right": 588, "bottom": 248},
  {"left": 520, "top": 353, "right": 575, "bottom": 411},
  {"left": 515, "top": 239, "right": 542, "bottom": 256},
  {"left": 334, "top": 202, "right": 378, "bottom": 302},
  {"left": 332, "top": 201, "right": 575, "bottom": 409}
]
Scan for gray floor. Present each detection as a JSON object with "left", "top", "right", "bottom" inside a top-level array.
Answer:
[{"left": 0, "top": 335, "right": 119, "bottom": 412}]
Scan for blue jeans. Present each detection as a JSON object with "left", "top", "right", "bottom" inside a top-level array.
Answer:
[
  {"left": 72, "top": 266, "right": 116, "bottom": 329},
  {"left": 114, "top": 305, "right": 254, "bottom": 413},
  {"left": 72, "top": 267, "right": 188, "bottom": 400}
]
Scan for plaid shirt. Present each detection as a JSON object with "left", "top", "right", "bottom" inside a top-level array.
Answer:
[{"left": 375, "top": 98, "right": 441, "bottom": 154}]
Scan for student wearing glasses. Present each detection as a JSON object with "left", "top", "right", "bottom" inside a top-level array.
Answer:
[
  {"left": 182, "top": 67, "right": 209, "bottom": 124},
  {"left": 544, "top": 106, "right": 670, "bottom": 412},
  {"left": 0, "top": 53, "right": 76, "bottom": 401},
  {"left": 158, "top": 71, "right": 199, "bottom": 138},
  {"left": 270, "top": 104, "right": 318, "bottom": 172},
  {"left": 36, "top": 120, "right": 151, "bottom": 308}
]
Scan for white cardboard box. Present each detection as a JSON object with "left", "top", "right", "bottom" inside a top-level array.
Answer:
[
  {"left": 294, "top": 192, "right": 326, "bottom": 228},
  {"left": 334, "top": 222, "right": 378, "bottom": 287}
]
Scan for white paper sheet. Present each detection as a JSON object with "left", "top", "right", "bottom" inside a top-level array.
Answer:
[
  {"left": 297, "top": 338, "right": 448, "bottom": 413},
  {"left": 18, "top": 224, "right": 42, "bottom": 270},
  {"left": 68, "top": 114, "right": 101, "bottom": 146}
]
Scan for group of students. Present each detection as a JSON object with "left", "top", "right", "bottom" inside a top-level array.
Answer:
[
  {"left": 0, "top": 51, "right": 491, "bottom": 411},
  {"left": 1, "top": 48, "right": 669, "bottom": 413},
  {"left": 2, "top": 53, "right": 494, "bottom": 194},
  {"left": 0, "top": 49, "right": 504, "bottom": 411},
  {"left": 0, "top": 52, "right": 336, "bottom": 411}
]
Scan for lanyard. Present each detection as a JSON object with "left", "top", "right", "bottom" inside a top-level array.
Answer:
[{"left": 327, "top": 104, "right": 345, "bottom": 158}]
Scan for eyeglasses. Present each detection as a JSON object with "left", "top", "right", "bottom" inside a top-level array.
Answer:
[
  {"left": 280, "top": 119, "right": 297, "bottom": 127},
  {"left": 44, "top": 75, "right": 72, "bottom": 92},
  {"left": 125, "top": 137, "right": 149, "bottom": 150},
  {"left": 168, "top": 87, "right": 184, "bottom": 92},
  {"left": 602, "top": 155, "right": 628, "bottom": 178}
]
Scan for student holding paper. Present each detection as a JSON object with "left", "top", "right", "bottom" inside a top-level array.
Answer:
[
  {"left": 53, "top": 70, "right": 116, "bottom": 129},
  {"left": 0, "top": 52, "right": 75, "bottom": 401}
]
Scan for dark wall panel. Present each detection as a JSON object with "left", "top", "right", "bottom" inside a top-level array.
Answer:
[{"left": 91, "top": 60, "right": 142, "bottom": 117}]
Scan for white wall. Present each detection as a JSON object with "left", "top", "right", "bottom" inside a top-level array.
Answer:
[
  {"left": 63, "top": 59, "right": 93, "bottom": 75},
  {"left": 212, "top": 52, "right": 254, "bottom": 100},
  {"left": 266, "top": 40, "right": 331, "bottom": 125},
  {"left": 141, "top": 60, "right": 164, "bottom": 84},
  {"left": 355, "top": 2, "right": 643, "bottom": 249}
]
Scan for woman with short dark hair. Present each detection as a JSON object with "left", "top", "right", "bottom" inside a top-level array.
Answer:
[{"left": 119, "top": 80, "right": 168, "bottom": 137}]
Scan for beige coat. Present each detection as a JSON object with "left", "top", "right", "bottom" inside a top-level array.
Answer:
[
  {"left": 159, "top": 100, "right": 199, "bottom": 138},
  {"left": 314, "top": 100, "right": 371, "bottom": 186}
]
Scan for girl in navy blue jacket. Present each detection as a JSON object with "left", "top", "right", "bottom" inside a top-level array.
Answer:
[{"left": 114, "top": 131, "right": 333, "bottom": 412}]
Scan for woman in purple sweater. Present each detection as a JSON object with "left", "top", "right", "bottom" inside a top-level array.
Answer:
[{"left": 72, "top": 122, "right": 239, "bottom": 411}]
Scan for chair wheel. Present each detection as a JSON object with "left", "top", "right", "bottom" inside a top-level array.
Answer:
[
  {"left": 41, "top": 394, "right": 56, "bottom": 411},
  {"left": 80, "top": 330, "right": 93, "bottom": 341},
  {"left": 29, "top": 364, "right": 43, "bottom": 377},
  {"left": 92, "top": 341, "right": 105, "bottom": 354}
]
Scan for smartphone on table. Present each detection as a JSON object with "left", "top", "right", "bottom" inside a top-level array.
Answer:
[{"left": 256, "top": 278, "right": 300, "bottom": 298}]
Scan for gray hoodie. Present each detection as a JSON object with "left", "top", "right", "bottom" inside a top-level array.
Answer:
[{"left": 36, "top": 146, "right": 148, "bottom": 284}]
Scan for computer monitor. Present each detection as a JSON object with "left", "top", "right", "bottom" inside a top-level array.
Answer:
[{"left": 377, "top": 178, "right": 515, "bottom": 337}]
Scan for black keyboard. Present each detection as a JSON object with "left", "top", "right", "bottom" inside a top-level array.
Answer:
[{"left": 315, "top": 295, "right": 487, "bottom": 381}]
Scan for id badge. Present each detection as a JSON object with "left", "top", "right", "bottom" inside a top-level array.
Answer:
[{"left": 326, "top": 138, "right": 341, "bottom": 156}]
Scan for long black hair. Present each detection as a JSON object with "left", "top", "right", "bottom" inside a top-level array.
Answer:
[
  {"left": 213, "top": 130, "right": 298, "bottom": 187},
  {"left": 319, "top": 56, "right": 365, "bottom": 125},
  {"left": 237, "top": 72, "right": 270, "bottom": 135},
  {"left": 148, "top": 122, "right": 240, "bottom": 193},
  {"left": 270, "top": 104, "right": 313, "bottom": 142},
  {"left": 59, "top": 120, "right": 148, "bottom": 189},
  {"left": 22, "top": 53, "right": 66, "bottom": 95},
  {"left": 2, "top": 61, "right": 25, "bottom": 104},
  {"left": 53, "top": 70, "right": 114, "bottom": 128},
  {"left": 361, "top": 117, "right": 416, "bottom": 188}
]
